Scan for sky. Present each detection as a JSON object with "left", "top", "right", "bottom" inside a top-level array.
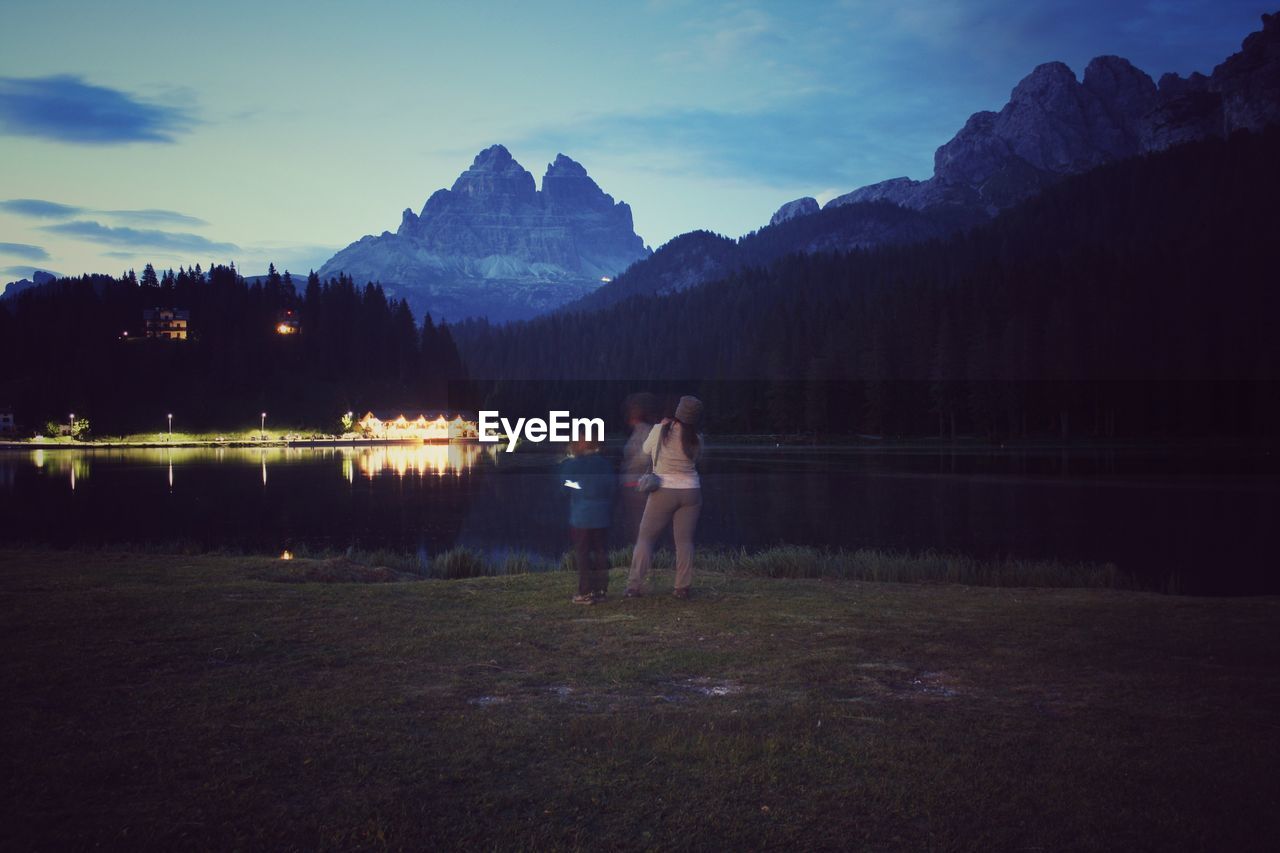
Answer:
[{"left": 0, "top": 0, "right": 1271, "bottom": 281}]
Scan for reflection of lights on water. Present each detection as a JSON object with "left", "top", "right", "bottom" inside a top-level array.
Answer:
[
  {"left": 23, "top": 445, "right": 482, "bottom": 494},
  {"left": 348, "top": 444, "right": 481, "bottom": 479},
  {"left": 30, "top": 450, "right": 90, "bottom": 491}
]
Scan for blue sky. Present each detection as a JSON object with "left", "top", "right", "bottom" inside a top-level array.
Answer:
[{"left": 0, "top": 0, "right": 1270, "bottom": 280}]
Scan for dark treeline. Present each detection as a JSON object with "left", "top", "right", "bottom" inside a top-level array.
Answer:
[
  {"left": 0, "top": 264, "right": 465, "bottom": 433},
  {"left": 456, "top": 129, "right": 1280, "bottom": 440},
  {"left": 564, "top": 199, "right": 977, "bottom": 314}
]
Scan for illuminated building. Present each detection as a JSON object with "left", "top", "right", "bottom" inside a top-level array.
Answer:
[
  {"left": 356, "top": 411, "right": 478, "bottom": 441},
  {"left": 142, "top": 308, "right": 190, "bottom": 340}
]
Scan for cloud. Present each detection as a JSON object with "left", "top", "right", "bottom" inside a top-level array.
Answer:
[
  {"left": 3, "top": 264, "right": 60, "bottom": 279},
  {"left": 39, "top": 220, "right": 238, "bottom": 254},
  {"left": 0, "top": 241, "right": 50, "bottom": 261},
  {"left": 106, "top": 208, "right": 209, "bottom": 227},
  {"left": 0, "top": 75, "right": 194, "bottom": 144},
  {"left": 516, "top": 95, "right": 953, "bottom": 189},
  {"left": 0, "top": 198, "right": 82, "bottom": 218},
  {"left": 1, "top": 198, "right": 209, "bottom": 227}
]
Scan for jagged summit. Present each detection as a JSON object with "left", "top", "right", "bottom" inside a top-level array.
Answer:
[
  {"left": 545, "top": 153, "right": 588, "bottom": 177},
  {"left": 582, "top": 12, "right": 1280, "bottom": 316},
  {"left": 318, "top": 145, "right": 649, "bottom": 322},
  {"left": 770, "top": 197, "right": 819, "bottom": 226},
  {"left": 770, "top": 11, "right": 1280, "bottom": 222}
]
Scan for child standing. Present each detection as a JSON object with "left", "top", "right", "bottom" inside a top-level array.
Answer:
[{"left": 559, "top": 437, "right": 616, "bottom": 604}]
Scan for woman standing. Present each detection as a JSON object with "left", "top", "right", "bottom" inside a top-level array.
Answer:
[{"left": 626, "top": 395, "right": 704, "bottom": 599}]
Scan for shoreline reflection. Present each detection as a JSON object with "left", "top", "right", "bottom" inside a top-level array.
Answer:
[
  {"left": 346, "top": 444, "right": 481, "bottom": 480},
  {"left": 11, "top": 443, "right": 485, "bottom": 491}
]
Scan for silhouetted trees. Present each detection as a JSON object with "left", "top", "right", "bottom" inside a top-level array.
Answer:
[{"left": 0, "top": 265, "right": 466, "bottom": 433}]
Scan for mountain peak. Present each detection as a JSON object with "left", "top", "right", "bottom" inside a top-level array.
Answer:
[
  {"left": 470, "top": 144, "right": 516, "bottom": 170},
  {"left": 541, "top": 152, "right": 616, "bottom": 213},
  {"left": 1082, "top": 55, "right": 1156, "bottom": 99},
  {"left": 319, "top": 145, "right": 649, "bottom": 321},
  {"left": 1009, "top": 61, "right": 1079, "bottom": 104},
  {"left": 449, "top": 144, "right": 536, "bottom": 202},
  {"left": 545, "top": 153, "right": 588, "bottom": 178},
  {"left": 770, "top": 197, "right": 819, "bottom": 225}
]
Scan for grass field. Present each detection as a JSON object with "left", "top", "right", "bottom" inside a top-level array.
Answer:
[{"left": 1, "top": 548, "right": 1277, "bottom": 850}]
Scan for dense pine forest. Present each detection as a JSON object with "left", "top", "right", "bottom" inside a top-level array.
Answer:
[
  {"left": 0, "top": 265, "right": 465, "bottom": 434},
  {"left": 455, "top": 129, "right": 1280, "bottom": 440}
]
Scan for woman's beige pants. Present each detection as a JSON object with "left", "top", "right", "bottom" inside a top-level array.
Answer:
[{"left": 627, "top": 488, "right": 702, "bottom": 592}]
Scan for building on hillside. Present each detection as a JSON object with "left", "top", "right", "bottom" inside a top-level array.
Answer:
[
  {"left": 357, "top": 411, "right": 478, "bottom": 441},
  {"left": 275, "top": 309, "right": 301, "bottom": 335},
  {"left": 0, "top": 407, "right": 15, "bottom": 434},
  {"left": 143, "top": 308, "right": 191, "bottom": 340}
]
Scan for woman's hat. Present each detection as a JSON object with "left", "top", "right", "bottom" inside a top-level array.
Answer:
[{"left": 674, "top": 395, "right": 703, "bottom": 426}]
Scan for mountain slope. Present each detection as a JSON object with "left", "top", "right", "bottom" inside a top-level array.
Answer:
[
  {"left": 571, "top": 12, "right": 1280, "bottom": 315},
  {"left": 318, "top": 145, "right": 649, "bottom": 322}
]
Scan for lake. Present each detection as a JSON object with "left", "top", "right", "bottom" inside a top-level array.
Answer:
[{"left": 1, "top": 443, "right": 1276, "bottom": 593}]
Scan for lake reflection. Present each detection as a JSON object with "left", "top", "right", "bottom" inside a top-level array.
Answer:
[
  {"left": 19, "top": 444, "right": 486, "bottom": 492},
  {"left": 2, "top": 444, "right": 1278, "bottom": 592},
  {"left": 350, "top": 444, "right": 485, "bottom": 481}
]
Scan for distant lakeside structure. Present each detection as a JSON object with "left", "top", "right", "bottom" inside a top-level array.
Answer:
[{"left": 356, "top": 411, "right": 478, "bottom": 441}]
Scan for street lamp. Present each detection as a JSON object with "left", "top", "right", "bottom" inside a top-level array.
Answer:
[
  {"left": 260, "top": 412, "right": 267, "bottom": 441},
  {"left": 167, "top": 413, "right": 173, "bottom": 440},
  {"left": 69, "top": 413, "right": 74, "bottom": 437}
]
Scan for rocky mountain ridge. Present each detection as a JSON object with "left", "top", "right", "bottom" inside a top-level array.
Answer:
[
  {"left": 318, "top": 145, "right": 649, "bottom": 322},
  {"left": 1, "top": 270, "right": 57, "bottom": 301},
  {"left": 575, "top": 11, "right": 1278, "bottom": 315},
  {"left": 778, "top": 11, "right": 1280, "bottom": 221}
]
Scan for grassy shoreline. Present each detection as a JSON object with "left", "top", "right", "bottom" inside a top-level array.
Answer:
[
  {"left": 10, "top": 542, "right": 1136, "bottom": 591},
  {"left": 1, "top": 547, "right": 1277, "bottom": 849}
]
